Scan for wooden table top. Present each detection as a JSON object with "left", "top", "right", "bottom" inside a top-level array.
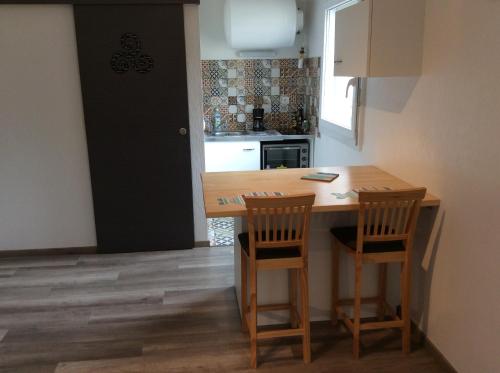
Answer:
[{"left": 202, "top": 166, "right": 440, "bottom": 218}]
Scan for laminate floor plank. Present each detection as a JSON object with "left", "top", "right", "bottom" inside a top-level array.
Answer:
[
  {"left": 115, "top": 264, "right": 233, "bottom": 283},
  {"left": 0, "top": 308, "right": 90, "bottom": 330},
  {"left": 0, "top": 286, "right": 52, "bottom": 298},
  {"left": 0, "top": 270, "right": 16, "bottom": 278},
  {"left": 0, "top": 256, "right": 79, "bottom": 269},
  {"left": 0, "top": 289, "right": 164, "bottom": 313},
  {"left": 177, "top": 262, "right": 233, "bottom": 269},
  {"left": 0, "top": 271, "right": 119, "bottom": 288},
  {"left": 88, "top": 298, "right": 239, "bottom": 324},
  {"left": 163, "top": 287, "right": 237, "bottom": 305},
  {"left": 0, "top": 363, "right": 57, "bottom": 373},
  {"left": 76, "top": 247, "right": 231, "bottom": 266},
  {"left": 0, "top": 247, "right": 448, "bottom": 372},
  {"left": 0, "top": 340, "right": 143, "bottom": 369}
]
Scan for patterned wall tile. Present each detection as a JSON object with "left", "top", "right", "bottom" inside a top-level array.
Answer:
[
  {"left": 202, "top": 58, "right": 320, "bottom": 132},
  {"left": 246, "top": 95, "right": 255, "bottom": 105},
  {"left": 244, "top": 60, "right": 255, "bottom": 69}
]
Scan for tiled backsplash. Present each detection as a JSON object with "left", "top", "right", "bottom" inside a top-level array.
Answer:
[
  {"left": 201, "top": 58, "right": 320, "bottom": 133},
  {"left": 303, "top": 57, "right": 321, "bottom": 134}
]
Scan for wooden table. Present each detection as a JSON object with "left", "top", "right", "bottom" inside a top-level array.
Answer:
[
  {"left": 202, "top": 166, "right": 439, "bottom": 218},
  {"left": 201, "top": 166, "right": 440, "bottom": 325}
]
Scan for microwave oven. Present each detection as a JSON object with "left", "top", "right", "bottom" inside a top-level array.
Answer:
[{"left": 261, "top": 140, "right": 309, "bottom": 170}]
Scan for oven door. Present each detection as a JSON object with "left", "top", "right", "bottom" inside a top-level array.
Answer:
[{"left": 262, "top": 145, "right": 303, "bottom": 169}]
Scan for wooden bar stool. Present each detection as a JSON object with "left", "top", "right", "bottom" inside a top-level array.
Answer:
[
  {"left": 239, "top": 193, "right": 315, "bottom": 368},
  {"left": 330, "top": 188, "right": 426, "bottom": 358}
]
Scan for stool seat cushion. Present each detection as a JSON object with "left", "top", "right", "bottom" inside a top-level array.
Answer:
[
  {"left": 238, "top": 231, "right": 300, "bottom": 260},
  {"left": 330, "top": 226, "right": 405, "bottom": 253}
]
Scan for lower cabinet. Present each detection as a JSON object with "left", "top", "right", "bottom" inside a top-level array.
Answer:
[{"left": 205, "top": 141, "right": 260, "bottom": 172}]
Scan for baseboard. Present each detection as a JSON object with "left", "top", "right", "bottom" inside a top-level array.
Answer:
[
  {"left": 194, "top": 241, "right": 211, "bottom": 248},
  {"left": 0, "top": 246, "right": 97, "bottom": 258},
  {"left": 0, "top": 242, "right": 214, "bottom": 257},
  {"left": 412, "top": 322, "right": 457, "bottom": 373}
]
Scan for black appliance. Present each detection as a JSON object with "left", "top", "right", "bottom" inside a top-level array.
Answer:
[
  {"left": 261, "top": 140, "right": 310, "bottom": 169},
  {"left": 252, "top": 108, "right": 266, "bottom": 131}
]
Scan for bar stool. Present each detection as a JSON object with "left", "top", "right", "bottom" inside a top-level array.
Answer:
[
  {"left": 330, "top": 188, "right": 426, "bottom": 358},
  {"left": 239, "top": 193, "right": 315, "bottom": 368}
]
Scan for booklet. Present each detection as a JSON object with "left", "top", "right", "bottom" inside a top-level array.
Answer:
[{"left": 301, "top": 172, "right": 339, "bottom": 182}]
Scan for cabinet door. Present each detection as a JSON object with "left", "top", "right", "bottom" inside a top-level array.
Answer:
[
  {"left": 334, "top": 0, "right": 371, "bottom": 77},
  {"left": 205, "top": 142, "right": 260, "bottom": 172},
  {"left": 369, "top": 0, "right": 425, "bottom": 76}
]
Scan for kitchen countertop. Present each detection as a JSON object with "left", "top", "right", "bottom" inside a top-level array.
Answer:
[
  {"left": 204, "top": 130, "right": 315, "bottom": 142},
  {"left": 202, "top": 166, "right": 440, "bottom": 218}
]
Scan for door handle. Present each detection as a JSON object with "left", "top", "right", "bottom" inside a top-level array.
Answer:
[
  {"left": 179, "top": 128, "right": 187, "bottom": 136},
  {"left": 266, "top": 147, "right": 300, "bottom": 151},
  {"left": 243, "top": 148, "right": 255, "bottom": 151},
  {"left": 345, "top": 77, "right": 357, "bottom": 98}
]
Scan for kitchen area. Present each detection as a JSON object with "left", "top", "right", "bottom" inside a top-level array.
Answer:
[
  {"left": 205, "top": 127, "right": 314, "bottom": 246},
  {"left": 200, "top": 0, "right": 317, "bottom": 246}
]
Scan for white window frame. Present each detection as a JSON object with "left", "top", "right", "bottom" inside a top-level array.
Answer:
[{"left": 319, "top": 0, "right": 362, "bottom": 149}]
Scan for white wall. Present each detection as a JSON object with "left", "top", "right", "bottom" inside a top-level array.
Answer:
[
  {"left": 199, "top": 0, "right": 307, "bottom": 60},
  {"left": 184, "top": 5, "right": 208, "bottom": 242},
  {"left": 0, "top": 4, "right": 208, "bottom": 251},
  {"left": 307, "top": 0, "right": 500, "bottom": 372},
  {"left": 0, "top": 5, "right": 96, "bottom": 251}
]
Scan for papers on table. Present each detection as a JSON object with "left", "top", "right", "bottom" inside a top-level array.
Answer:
[
  {"left": 332, "top": 186, "right": 393, "bottom": 200},
  {"left": 217, "top": 192, "right": 285, "bottom": 206}
]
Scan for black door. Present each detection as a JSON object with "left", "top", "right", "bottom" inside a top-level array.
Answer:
[{"left": 74, "top": 4, "right": 194, "bottom": 253}]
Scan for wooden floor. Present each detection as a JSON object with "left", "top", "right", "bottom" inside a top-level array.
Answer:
[{"left": 0, "top": 247, "right": 448, "bottom": 372}]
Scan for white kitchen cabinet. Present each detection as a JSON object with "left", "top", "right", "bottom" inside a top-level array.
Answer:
[
  {"left": 205, "top": 141, "right": 260, "bottom": 172},
  {"left": 334, "top": 0, "right": 425, "bottom": 77}
]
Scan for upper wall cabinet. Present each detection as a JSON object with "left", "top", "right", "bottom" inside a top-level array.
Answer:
[{"left": 334, "top": 0, "right": 425, "bottom": 77}]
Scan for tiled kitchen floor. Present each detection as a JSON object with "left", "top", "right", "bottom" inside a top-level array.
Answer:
[{"left": 207, "top": 217, "right": 235, "bottom": 247}]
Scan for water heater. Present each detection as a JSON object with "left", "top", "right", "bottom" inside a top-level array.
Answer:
[{"left": 224, "top": 0, "right": 304, "bottom": 51}]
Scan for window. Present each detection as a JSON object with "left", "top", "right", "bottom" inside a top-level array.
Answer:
[{"left": 320, "top": 2, "right": 360, "bottom": 147}]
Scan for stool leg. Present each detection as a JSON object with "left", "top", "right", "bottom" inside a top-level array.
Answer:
[
  {"left": 331, "top": 239, "right": 340, "bottom": 325},
  {"left": 401, "top": 260, "right": 411, "bottom": 353},
  {"left": 289, "top": 269, "right": 298, "bottom": 328},
  {"left": 353, "top": 256, "right": 362, "bottom": 359},
  {"left": 300, "top": 267, "right": 311, "bottom": 363},
  {"left": 377, "top": 263, "right": 387, "bottom": 321},
  {"left": 241, "top": 252, "right": 248, "bottom": 332},
  {"left": 250, "top": 262, "right": 258, "bottom": 368}
]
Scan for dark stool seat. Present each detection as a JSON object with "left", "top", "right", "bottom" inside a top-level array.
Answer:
[
  {"left": 238, "top": 231, "right": 300, "bottom": 259},
  {"left": 330, "top": 227, "right": 405, "bottom": 253}
]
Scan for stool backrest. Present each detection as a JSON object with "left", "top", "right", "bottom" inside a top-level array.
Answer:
[
  {"left": 243, "top": 194, "right": 316, "bottom": 257},
  {"left": 356, "top": 188, "right": 427, "bottom": 252}
]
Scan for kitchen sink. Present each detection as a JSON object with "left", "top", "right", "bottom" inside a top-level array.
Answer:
[
  {"left": 209, "top": 130, "right": 282, "bottom": 137},
  {"left": 212, "top": 131, "right": 248, "bottom": 136}
]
